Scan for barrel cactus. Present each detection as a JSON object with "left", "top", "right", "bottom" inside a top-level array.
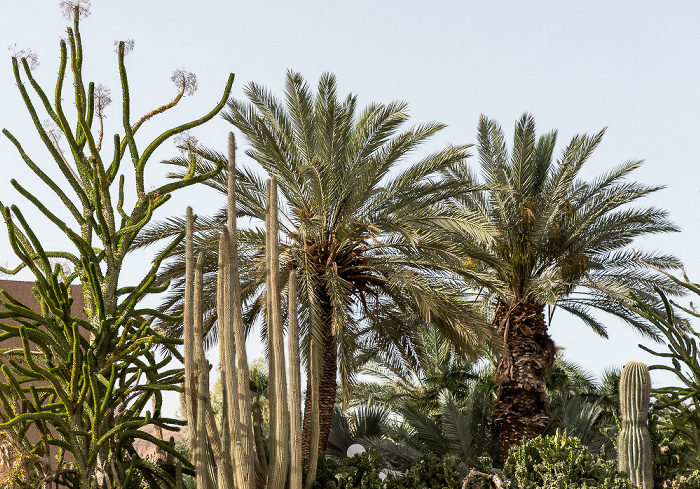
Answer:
[{"left": 618, "top": 360, "right": 653, "bottom": 489}]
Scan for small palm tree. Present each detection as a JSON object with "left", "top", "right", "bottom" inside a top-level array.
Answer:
[
  {"left": 442, "top": 113, "right": 681, "bottom": 457},
  {"left": 136, "top": 72, "right": 494, "bottom": 457}
]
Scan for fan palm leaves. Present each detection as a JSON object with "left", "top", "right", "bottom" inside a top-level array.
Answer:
[
  {"left": 353, "top": 323, "right": 488, "bottom": 413},
  {"left": 326, "top": 402, "right": 391, "bottom": 460},
  {"left": 351, "top": 325, "right": 501, "bottom": 468},
  {"left": 544, "top": 360, "right": 620, "bottom": 453},
  {"left": 439, "top": 113, "right": 682, "bottom": 457},
  {"left": 135, "top": 71, "right": 495, "bottom": 457}
]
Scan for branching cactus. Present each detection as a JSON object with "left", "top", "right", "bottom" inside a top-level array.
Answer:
[
  {"left": 0, "top": 6, "right": 233, "bottom": 488},
  {"left": 618, "top": 360, "right": 653, "bottom": 489},
  {"left": 180, "top": 134, "right": 305, "bottom": 489}
]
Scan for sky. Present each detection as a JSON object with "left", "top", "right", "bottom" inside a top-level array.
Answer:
[{"left": 1, "top": 1, "right": 699, "bottom": 413}]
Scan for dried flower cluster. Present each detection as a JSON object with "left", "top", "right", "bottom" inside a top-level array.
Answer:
[
  {"left": 59, "top": 0, "right": 91, "bottom": 20},
  {"left": 113, "top": 39, "right": 135, "bottom": 55},
  {"left": 94, "top": 83, "right": 112, "bottom": 116},
  {"left": 7, "top": 44, "right": 39, "bottom": 70},
  {"left": 174, "top": 132, "right": 200, "bottom": 154},
  {"left": 172, "top": 67, "right": 198, "bottom": 96}
]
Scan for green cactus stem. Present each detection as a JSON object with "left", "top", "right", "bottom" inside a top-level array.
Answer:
[{"left": 618, "top": 360, "right": 653, "bottom": 489}]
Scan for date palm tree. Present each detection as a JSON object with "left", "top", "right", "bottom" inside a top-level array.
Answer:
[
  {"left": 442, "top": 113, "right": 681, "bottom": 458},
  {"left": 135, "top": 72, "right": 494, "bottom": 458}
]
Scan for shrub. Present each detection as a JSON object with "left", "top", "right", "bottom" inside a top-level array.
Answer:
[
  {"left": 386, "top": 455, "right": 467, "bottom": 489},
  {"left": 329, "top": 450, "right": 388, "bottom": 489},
  {"left": 306, "top": 450, "right": 387, "bottom": 489},
  {"left": 504, "top": 430, "right": 638, "bottom": 488},
  {"left": 304, "top": 456, "right": 339, "bottom": 489}
]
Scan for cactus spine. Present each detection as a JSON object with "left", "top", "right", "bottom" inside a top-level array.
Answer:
[
  {"left": 618, "top": 360, "right": 653, "bottom": 489},
  {"left": 180, "top": 133, "right": 304, "bottom": 488}
]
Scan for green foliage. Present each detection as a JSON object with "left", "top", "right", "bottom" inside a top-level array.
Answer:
[
  {"left": 653, "top": 434, "right": 695, "bottom": 488},
  {"left": 504, "top": 431, "right": 637, "bottom": 488},
  {"left": 0, "top": 6, "right": 232, "bottom": 488},
  {"left": 385, "top": 455, "right": 466, "bottom": 489},
  {"left": 308, "top": 450, "right": 387, "bottom": 489},
  {"left": 676, "top": 471, "right": 700, "bottom": 488},
  {"left": 304, "top": 455, "right": 340, "bottom": 489},
  {"left": 634, "top": 283, "right": 700, "bottom": 464}
]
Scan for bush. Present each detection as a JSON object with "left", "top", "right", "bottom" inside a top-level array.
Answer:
[
  {"left": 308, "top": 450, "right": 387, "bottom": 489},
  {"left": 649, "top": 412, "right": 697, "bottom": 488},
  {"left": 659, "top": 471, "right": 700, "bottom": 489},
  {"left": 305, "top": 456, "right": 340, "bottom": 489},
  {"left": 504, "top": 430, "right": 637, "bottom": 488},
  {"left": 386, "top": 455, "right": 467, "bottom": 489}
]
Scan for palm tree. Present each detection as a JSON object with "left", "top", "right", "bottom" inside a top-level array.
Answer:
[
  {"left": 441, "top": 113, "right": 681, "bottom": 458},
  {"left": 136, "top": 72, "right": 494, "bottom": 458}
]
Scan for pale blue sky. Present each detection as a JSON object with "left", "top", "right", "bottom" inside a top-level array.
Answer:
[{"left": 1, "top": 1, "right": 699, "bottom": 400}]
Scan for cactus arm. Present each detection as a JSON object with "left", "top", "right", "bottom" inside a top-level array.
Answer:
[
  {"left": 9, "top": 180, "right": 91, "bottom": 260},
  {"left": 9, "top": 54, "right": 90, "bottom": 209},
  {"left": 151, "top": 159, "right": 225, "bottom": 199},
  {"left": 135, "top": 73, "right": 234, "bottom": 185},
  {"left": 19, "top": 57, "right": 60, "bottom": 126},
  {"left": 117, "top": 41, "right": 140, "bottom": 173},
  {"left": 2, "top": 129, "right": 84, "bottom": 224}
]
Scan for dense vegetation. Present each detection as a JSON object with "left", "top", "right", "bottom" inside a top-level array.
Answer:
[{"left": 0, "top": 4, "right": 699, "bottom": 489}]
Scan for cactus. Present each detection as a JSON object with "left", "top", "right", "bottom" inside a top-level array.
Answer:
[
  {"left": 618, "top": 360, "right": 653, "bottom": 489},
  {"left": 288, "top": 269, "right": 303, "bottom": 489},
  {"left": 180, "top": 134, "right": 304, "bottom": 489},
  {"left": 267, "top": 178, "right": 291, "bottom": 489},
  {"left": 0, "top": 6, "right": 233, "bottom": 487}
]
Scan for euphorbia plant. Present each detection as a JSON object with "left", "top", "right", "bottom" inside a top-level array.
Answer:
[{"left": 0, "top": 4, "right": 233, "bottom": 487}]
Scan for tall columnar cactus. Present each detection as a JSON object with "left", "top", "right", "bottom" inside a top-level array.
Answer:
[
  {"left": 226, "top": 131, "right": 255, "bottom": 489},
  {"left": 180, "top": 134, "right": 304, "bottom": 489},
  {"left": 618, "top": 360, "right": 653, "bottom": 489},
  {"left": 266, "top": 178, "right": 290, "bottom": 489},
  {"left": 288, "top": 269, "right": 303, "bottom": 489}
]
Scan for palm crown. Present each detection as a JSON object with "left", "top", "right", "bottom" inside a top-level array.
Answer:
[
  {"left": 136, "top": 71, "right": 494, "bottom": 455},
  {"left": 449, "top": 113, "right": 681, "bottom": 335},
  {"left": 441, "top": 113, "right": 681, "bottom": 456}
]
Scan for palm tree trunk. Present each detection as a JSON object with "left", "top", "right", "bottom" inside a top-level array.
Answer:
[
  {"left": 493, "top": 300, "right": 555, "bottom": 460},
  {"left": 301, "top": 318, "right": 337, "bottom": 460}
]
